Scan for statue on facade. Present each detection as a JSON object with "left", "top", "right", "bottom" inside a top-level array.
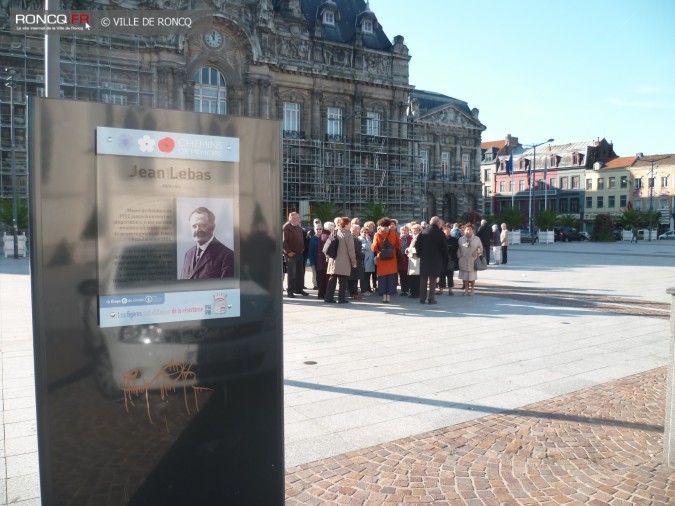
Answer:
[
  {"left": 207, "top": 0, "right": 229, "bottom": 11},
  {"left": 257, "top": 0, "right": 274, "bottom": 27}
]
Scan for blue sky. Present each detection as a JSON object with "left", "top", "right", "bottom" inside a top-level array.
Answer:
[{"left": 369, "top": 0, "right": 675, "bottom": 157}]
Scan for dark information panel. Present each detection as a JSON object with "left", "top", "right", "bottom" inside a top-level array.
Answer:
[{"left": 29, "top": 98, "right": 284, "bottom": 505}]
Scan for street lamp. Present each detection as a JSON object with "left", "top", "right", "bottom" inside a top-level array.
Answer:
[
  {"left": 524, "top": 138, "right": 554, "bottom": 244},
  {"left": 3, "top": 69, "right": 18, "bottom": 259}
]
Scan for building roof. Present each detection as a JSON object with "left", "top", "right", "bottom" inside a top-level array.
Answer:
[
  {"left": 632, "top": 154, "right": 675, "bottom": 167},
  {"left": 603, "top": 156, "right": 638, "bottom": 169},
  {"left": 411, "top": 89, "right": 473, "bottom": 116},
  {"left": 481, "top": 140, "right": 507, "bottom": 150},
  {"left": 296, "top": 0, "right": 393, "bottom": 50},
  {"left": 520, "top": 140, "right": 594, "bottom": 156},
  {"left": 493, "top": 138, "right": 617, "bottom": 171}
]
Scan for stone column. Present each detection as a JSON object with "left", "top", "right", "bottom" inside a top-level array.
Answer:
[
  {"left": 311, "top": 91, "right": 321, "bottom": 139},
  {"left": 260, "top": 81, "right": 270, "bottom": 119},
  {"left": 665, "top": 287, "right": 675, "bottom": 467},
  {"left": 184, "top": 80, "right": 194, "bottom": 112},
  {"left": 245, "top": 79, "right": 255, "bottom": 117},
  {"left": 157, "top": 68, "right": 169, "bottom": 109}
]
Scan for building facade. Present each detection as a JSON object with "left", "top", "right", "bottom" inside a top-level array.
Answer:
[
  {"left": 490, "top": 138, "right": 617, "bottom": 229},
  {"left": 482, "top": 135, "right": 675, "bottom": 232},
  {"left": 480, "top": 134, "right": 521, "bottom": 216},
  {"left": 0, "top": 0, "right": 484, "bottom": 223},
  {"left": 583, "top": 156, "right": 635, "bottom": 225},
  {"left": 628, "top": 154, "right": 675, "bottom": 229}
]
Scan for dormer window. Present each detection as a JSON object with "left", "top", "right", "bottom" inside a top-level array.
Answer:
[
  {"left": 323, "top": 10, "right": 335, "bottom": 26},
  {"left": 362, "top": 19, "right": 373, "bottom": 33},
  {"left": 572, "top": 152, "right": 584, "bottom": 166},
  {"left": 550, "top": 154, "right": 561, "bottom": 167}
]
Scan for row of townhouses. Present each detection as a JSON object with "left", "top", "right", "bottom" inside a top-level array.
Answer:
[
  {"left": 480, "top": 135, "right": 675, "bottom": 231},
  {"left": 0, "top": 0, "right": 484, "bottom": 229}
]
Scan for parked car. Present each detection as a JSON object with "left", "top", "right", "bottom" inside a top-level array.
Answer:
[
  {"left": 518, "top": 229, "right": 539, "bottom": 243},
  {"left": 554, "top": 227, "right": 586, "bottom": 242},
  {"left": 658, "top": 230, "right": 675, "bottom": 240}
]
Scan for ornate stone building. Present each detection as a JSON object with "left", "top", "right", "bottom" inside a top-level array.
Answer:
[{"left": 0, "top": 0, "right": 484, "bottom": 222}]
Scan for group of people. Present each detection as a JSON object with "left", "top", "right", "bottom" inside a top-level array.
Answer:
[{"left": 282, "top": 212, "right": 511, "bottom": 305}]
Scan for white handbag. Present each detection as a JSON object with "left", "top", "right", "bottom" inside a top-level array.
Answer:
[{"left": 408, "top": 255, "right": 420, "bottom": 275}]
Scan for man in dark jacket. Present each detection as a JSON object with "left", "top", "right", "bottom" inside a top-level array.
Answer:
[
  {"left": 283, "top": 212, "right": 307, "bottom": 297},
  {"left": 415, "top": 216, "right": 448, "bottom": 304},
  {"left": 476, "top": 219, "right": 492, "bottom": 265}
]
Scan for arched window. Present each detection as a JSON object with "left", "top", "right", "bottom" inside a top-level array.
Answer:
[{"left": 194, "top": 66, "right": 227, "bottom": 114}]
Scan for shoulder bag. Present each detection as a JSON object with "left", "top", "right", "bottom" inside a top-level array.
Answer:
[
  {"left": 323, "top": 231, "right": 339, "bottom": 259},
  {"left": 379, "top": 231, "right": 394, "bottom": 260},
  {"left": 474, "top": 254, "right": 487, "bottom": 271}
]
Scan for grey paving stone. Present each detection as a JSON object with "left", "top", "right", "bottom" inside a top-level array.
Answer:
[
  {"left": 4, "top": 436, "right": 37, "bottom": 458},
  {"left": 5, "top": 473, "right": 40, "bottom": 503},
  {"left": 3, "top": 408, "right": 37, "bottom": 425},
  {"left": 5, "top": 454, "right": 39, "bottom": 479},
  {"left": 3, "top": 421, "right": 36, "bottom": 440},
  {"left": 2, "top": 396, "right": 35, "bottom": 412}
]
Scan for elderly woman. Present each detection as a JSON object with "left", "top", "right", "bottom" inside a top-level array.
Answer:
[
  {"left": 371, "top": 217, "right": 402, "bottom": 303},
  {"left": 500, "top": 223, "right": 509, "bottom": 265},
  {"left": 439, "top": 222, "right": 459, "bottom": 295},
  {"left": 397, "top": 224, "right": 411, "bottom": 296},
  {"left": 362, "top": 220, "right": 377, "bottom": 290},
  {"left": 457, "top": 223, "right": 483, "bottom": 296},
  {"left": 348, "top": 224, "right": 364, "bottom": 299},
  {"left": 316, "top": 221, "right": 335, "bottom": 299},
  {"left": 308, "top": 221, "right": 323, "bottom": 289},
  {"left": 406, "top": 223, "right": 423, "bottom": 299},
  {"left": 324, "top": 217, "right": 357, "bottom": 304},
  {"left": 359, "top": 227, "right": 376, "bottom": 294},
  {"left": 491, "top": 224, "right": 502, "bottom": 265}
]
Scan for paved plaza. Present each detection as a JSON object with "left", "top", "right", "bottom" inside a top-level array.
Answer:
[{"left": 0, "top": 240, "right": 674, "bottom": 504}]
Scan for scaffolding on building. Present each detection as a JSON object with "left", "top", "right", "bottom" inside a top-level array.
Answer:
[
  {"left": 282, "top": 115, "right": 420, "bottom": 219},
  {"left": 0, "top": 30, "right": 155, "bottom": 201}
]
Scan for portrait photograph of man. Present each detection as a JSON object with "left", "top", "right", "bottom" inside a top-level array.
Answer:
[{"left": 177, "top": 199, "right": 235, "bottom": 280}]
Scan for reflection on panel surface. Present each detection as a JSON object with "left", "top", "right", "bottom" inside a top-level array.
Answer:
[{"left": 30, "top": 98, "right": 283, "bottom": 505}]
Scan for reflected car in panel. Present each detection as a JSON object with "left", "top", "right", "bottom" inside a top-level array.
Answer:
[{"left": 79, "top": 243, "right": 276, "bottom": 399}]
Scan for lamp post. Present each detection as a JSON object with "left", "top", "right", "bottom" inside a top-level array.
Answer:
[
  {"left": 524, "top": 138, "right": 554, "bottom": 244},
  {"left": 3, "top": 70, "right": 18, "bottom": 258}
]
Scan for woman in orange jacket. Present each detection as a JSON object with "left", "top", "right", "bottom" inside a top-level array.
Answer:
[{"left": 371, "top": 217, "right": 402, "bottom": 303}]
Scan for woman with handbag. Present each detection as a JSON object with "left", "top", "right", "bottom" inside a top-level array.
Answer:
[
  {"left": 438, "top": 222, "right": 459, "bottom": 295},
  {"left": 371, "top": 217, "right": 402, "bottom": 303},
  {"left": 348, "top": 224, "right": 365, "bottom": 299},
  {"left": 457, "top": 223, "right": 483, "bottom": 296},
  {"left": 397, "top": 224, "right": 412, "bottom": 296},
  {"left": 324, "top": 218, "right": 356, "bottom": 304},
  {"left": 406, "top": 223, "right": 422, "bottom": 299},
  {"left": 316, "top": 222, "right": 334, "bottom": 299},
  {"left": 491, "top": 224, "right": 502, "bottom": 265}
]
